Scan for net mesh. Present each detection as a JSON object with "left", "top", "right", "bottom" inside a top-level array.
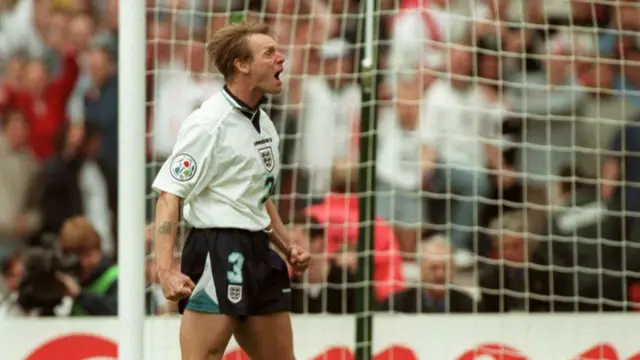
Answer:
[{"left": 145, "top": 0, "right": 640, "bottom": 357}]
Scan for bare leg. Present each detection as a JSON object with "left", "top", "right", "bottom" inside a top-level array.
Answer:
[
  {"left": 234, "top": 312, "right": 295, "bottom": 360},
  {"left": 180, "top": 310, "right": 239, "bottom": 360}
]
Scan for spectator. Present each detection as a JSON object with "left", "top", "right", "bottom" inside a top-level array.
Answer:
[
  {"left": 93, "top": 0, "right": 118, "bottom": 56},
  {"left": 479, "top": 211, "right": 574, "bottom": 313},
  {"left": 39, "top": 122, "right": 116, "bottom": 254},
  {"left": 84, "top": 42, "right": 117, "bottom": 170},
  {"left": 0, "top": 0, "right": 49, "bottom": 65},
  {"left": 0, "top": 45, "right": 79, "bottom": 160},
  {"left": 420, "top": 47, "right": 504, "bottom": 268},
  {"left": 377, "top": 236, "right": 475, "bottom": 313},
  {"left": 547, "top": 173, "right": 626, "bottom": 312},
  {"left": 375, "top": 77, "right": 428, "bottom": 259},
  {"left": 0, "top": 109, "right": 41, "bottom": 263},
  {"left": 387, "top": 0, "right": 489, "bottom": 86},
  {"left": 600, "top": 118, "right": 640, "bottom": 289},
  {"left": 76, "top": 122, "right": 116, "bottom": 255},
  {"left": 600, "top": 0, "right": 640, "bottom": 108},
  {"left": 602, "top": 105, "right": 640, "bottom": 215},
  {"left": 0, "top": 249, "right": 24, "bottom": 314},
  {"left": 65, "top": 12, "right": 97, "bottom": 123},
  {"left": 296, "top": 38, "right": 360, "bottom": 199},
  {"left": 289, "top": 214, "right": 356, "bottom": 314},
  {"left": 152, "top": 42, "right": 223, "bottom": 161},
  {"left": 305, "top": 193, "right": 405, "bottom": 301},
  {"left": 0, "top": 246, "right": 74, "bottom": 317},
  {"left": 2, "top": 55, "right": 27, "bottom": 89},
  {"left": 56, "top": 216, "right": 117, "bottom": 316}
]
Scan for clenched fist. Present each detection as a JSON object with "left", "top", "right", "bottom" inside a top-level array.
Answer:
[
  {"left": 158, "top": 268, "right": 195, "bottom": 301},
  {"left": 287, "top": 244, "right": 310, "bottom": 273}
]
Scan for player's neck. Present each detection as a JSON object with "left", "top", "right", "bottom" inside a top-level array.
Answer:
[{"left": 225, "top": 82, "right": 264, "bottom": 109}]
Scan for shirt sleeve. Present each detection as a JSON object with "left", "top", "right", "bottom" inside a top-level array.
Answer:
[{"left": 152, "top": 117, "right": 217, "bottom": 202}]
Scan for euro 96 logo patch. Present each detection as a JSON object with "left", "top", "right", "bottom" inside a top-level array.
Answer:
[{"left": 170, "top": 153, "right": 197, "bottom": 181}]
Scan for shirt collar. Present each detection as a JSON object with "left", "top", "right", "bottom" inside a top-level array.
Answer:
[{"left": 221, "top": 85, "right": 267, "bottom": 112}]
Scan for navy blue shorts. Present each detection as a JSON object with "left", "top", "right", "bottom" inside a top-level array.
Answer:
[{"left": 178, "top": 228, "right": 291, "bottom": 319}]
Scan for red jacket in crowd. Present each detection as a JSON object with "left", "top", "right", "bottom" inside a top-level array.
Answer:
[
  {"left": 1, "top": 50, "right": 79, "bottom": 160},
  {"left": 306, "top": 193, "right": 406, "bottom": 301}
]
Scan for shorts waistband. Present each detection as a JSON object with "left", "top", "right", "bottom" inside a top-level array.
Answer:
[{"left": 192, "top": 227, "right": 271, "bottom": 236}]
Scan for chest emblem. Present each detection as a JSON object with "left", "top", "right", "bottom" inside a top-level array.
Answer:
[{"left": 258, "top": 146, "right": 275, "bottom": 172}]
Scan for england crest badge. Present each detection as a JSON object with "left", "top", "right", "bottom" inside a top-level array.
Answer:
[
  {"left": 258, "top": 147, "right": 275, "bottom": 172},
  {"left": 228, "top": 285, "right": 243, "bottom": 304}
]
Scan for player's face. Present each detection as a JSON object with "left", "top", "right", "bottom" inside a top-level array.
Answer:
[{"left": 247, "top": 34, "right": 285, "bottom": 95}]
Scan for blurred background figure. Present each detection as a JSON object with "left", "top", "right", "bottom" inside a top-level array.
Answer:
[
  {"left": 0, "top": 0, "right": 636, "bottom": 324},
  {"left": 295, "top": 37, "right": 360, "bottom": 200},
  {"left": 0, "top": 109, "right": 40, "bottom": 263},
  {"left": 375, "top": 77, "right": 426, "bottom": 262},
  {"left": 289, "top": 214, "right": 356, "bottom": 314},
  {"left": 83, "top": 43, "right": 117, "bottom": 170},
  {"left": 57, "top": 216, "right": 117, "bottom": 316},
  {"left": 377, "top": 236, "right": 474, "bottom": 313},
  {"left": 0, "top": 249, "right": 25, "bottom": 316},
  {"left": 479, "top": 211, "right": 575, "bottom": 313},
  {"left": 152, "top": 42, "right": 223, "bottom": 162},
  {"left": 38, "top": 123, "right": 116, "bottom": 255}
]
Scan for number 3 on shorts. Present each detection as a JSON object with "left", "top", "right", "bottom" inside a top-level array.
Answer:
[
  {"left": 260, "top": 176, "right": 275, "bottom": 205},
  {"left": 227, "top": 252, "right": 245, "bottom": 284}
]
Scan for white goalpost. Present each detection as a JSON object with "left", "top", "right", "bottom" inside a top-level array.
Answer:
[{"left": 117, "top": 0, "right": 147, "bottom": 359}]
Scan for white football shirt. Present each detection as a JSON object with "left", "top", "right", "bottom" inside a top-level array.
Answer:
[
  {"left": 152, "top": 86, "right": 281, "bottom": 231},
  {"left": 376, "top": 107, "right": 424, "bottom": 191}
]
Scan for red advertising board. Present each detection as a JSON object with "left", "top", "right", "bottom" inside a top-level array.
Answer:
[{"left": 3, "top": 315, "right": 640, "bottom": 359}]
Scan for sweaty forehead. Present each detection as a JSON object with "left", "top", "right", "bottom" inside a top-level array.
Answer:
[{"left": 248, "top": 33, "right": 276, "bottom": 51}]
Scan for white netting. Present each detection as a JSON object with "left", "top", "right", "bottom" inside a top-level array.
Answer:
[{"left": 143, "top": 0, "right": 640, "bottom": 358}]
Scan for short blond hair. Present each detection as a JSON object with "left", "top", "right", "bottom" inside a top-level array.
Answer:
[
  {"left": 206, "top": 22, "right": 272, "bottom": 81},
  {"left": 59, "top": 216, "right": 102, "bottom": 254}
]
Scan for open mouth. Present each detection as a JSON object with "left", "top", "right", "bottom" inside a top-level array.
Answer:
[{"left": 274, "top": 70, "right": 282, "bottom": 81}]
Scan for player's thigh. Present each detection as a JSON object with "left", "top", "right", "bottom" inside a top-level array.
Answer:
[
  {"left": 234, "top": 311, "right": 295, "bottom": 360},
  {"left": 180, "top": 310, "right": 238, "bottom": 360}
]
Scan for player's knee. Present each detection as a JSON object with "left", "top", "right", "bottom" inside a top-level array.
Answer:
[{"left": 179, "top": 336, "right": 226, "bottom": 360}]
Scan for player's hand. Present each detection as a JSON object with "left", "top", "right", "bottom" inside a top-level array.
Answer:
[
  {"left": 287, "top": 244, "right": 310, "bottom": 273},
  {"left": 158, "top": 269, "right": 195, "bottom": 301}
]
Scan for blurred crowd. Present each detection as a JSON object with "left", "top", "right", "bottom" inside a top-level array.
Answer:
[{"left": 0, "top": 0, "right": 640, "bottom": 318}]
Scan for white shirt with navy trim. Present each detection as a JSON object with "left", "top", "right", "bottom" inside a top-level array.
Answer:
[{"left": 152, "top": 87, "right": 281, "bottom": 231}]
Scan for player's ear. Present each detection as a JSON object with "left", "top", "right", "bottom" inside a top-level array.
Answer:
[{"left": 234, "top": 58, "right": 251, "bottom": 75}]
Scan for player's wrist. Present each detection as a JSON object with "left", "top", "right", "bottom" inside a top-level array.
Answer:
[
  {"left": 157, "top": 268, "right": 174, "bottom": 277},
  {"left": 286, "top": 245, "right": 294, "bottom": 258}
]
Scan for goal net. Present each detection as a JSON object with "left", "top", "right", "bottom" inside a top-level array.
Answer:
[{"left": 145, "top": 0, "right": 640, "bottom": 359}]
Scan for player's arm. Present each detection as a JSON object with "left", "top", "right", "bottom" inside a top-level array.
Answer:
[
  {"left": 265, "top": 199, "right": 293, "bottom": 255},
  {"left": 265, "top": 199, "right": 310, "bottom": 272},
  {"left": 154, "top": 192, "right": 181, "bottom": 272},
  {"left": 151, "top": 117, "right": 217, "bottom": 299}
]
